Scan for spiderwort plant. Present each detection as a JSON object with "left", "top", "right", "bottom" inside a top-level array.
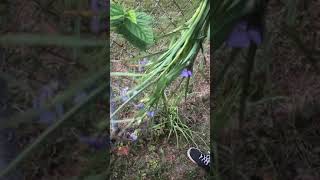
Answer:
[
  {"left": 211, "top": 1, "right": 269, "bottom": 177},
  {"left": 110, "top": 0, "right": 209, "bottom": 144}
]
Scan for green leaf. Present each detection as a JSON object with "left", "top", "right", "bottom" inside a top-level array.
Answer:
[
  {"left": 110, "top": 3, "right": 125, "bottom": 26},
  {"left": 126, "top": 10, "right": 137, "bottom": 24},
  {"left": 111, "top": 72, "right": 144, "bottom": 77},
  {"left": 117, "top": 12, "right": 154, "bottom": 49}
]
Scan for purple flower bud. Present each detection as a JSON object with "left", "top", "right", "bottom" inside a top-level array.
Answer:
[
  {"left": 180, "top": 69, "right": 192, "bottom": 77},
  {"left": 147, "top": 111, "right": 155, "bottom": 117}
]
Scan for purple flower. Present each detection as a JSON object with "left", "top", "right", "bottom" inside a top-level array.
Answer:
[
  {"left": 147, "top": 111, "right": 155, "bottom": 117},
  {"left": 120, "top": 87, "right": 129, "bottom": 102},
  {"left": 226, "top": 20, "right": 262, "bottom": 48},
  {"left": 138, "top": 58, "right": 149, "bottom": 72},
  {"left": 134, "top": 103, "right": 144, "bottom": 110},
  {"left": 128, "top": 133, "right": 138, "bottom": 142},
  {"left": 180, "top": 69, "right": 192, "bottom": 77}
]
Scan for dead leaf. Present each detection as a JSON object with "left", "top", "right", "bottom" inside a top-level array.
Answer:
[{"left": 116, "top": 146, "right": 129, "bottom": 156}]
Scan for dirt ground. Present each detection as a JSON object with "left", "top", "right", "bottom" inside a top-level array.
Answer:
[{"left": 110, "top": 41, "right": 210, "bottom": 179}]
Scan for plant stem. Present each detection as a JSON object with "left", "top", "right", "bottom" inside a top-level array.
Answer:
[{"left": 239, "top": 43, "right": 257, "bottom": 127}]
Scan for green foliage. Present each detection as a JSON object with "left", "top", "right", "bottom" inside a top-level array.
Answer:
[
  {"left": 111, "top": 2, "right": 154, "bottom": 50},
  {"left": 110, "top": 3, "right": 126, "bottom": 26},
  {"left": 111, "top": 0, "right": 209, "bottom": 141}
]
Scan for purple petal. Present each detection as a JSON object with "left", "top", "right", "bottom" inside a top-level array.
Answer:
[
  {"left": 187, "top": 70, "right": 192, "bottom": 76},
  {"left": 226, "top": 21, "right": 250, "bottom": 48},
  {"left": 180, "top": 69, "right": 189, "bottom": 77},
  {"left": 128, "top": 133, "right": 138, "bottom": 142},
  {"left": 120, "top": 87, "right": 129, "bottom": 102},
  {"left": 180, "top": 69, "right": 192, "bottom": 77},
  {"left": 147, "top": 111, "right": 155, "bottom": 117}
]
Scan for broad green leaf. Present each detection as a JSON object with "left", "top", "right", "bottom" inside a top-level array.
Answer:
[
  {"left": 117, "top": 12, "right": 154, "bottom": 49},
  {"left": 110, "top": 3, "right": 125, "bottom": 26},
  {"left": 126, "top": 10, "right": 137, "bottom": 24}
]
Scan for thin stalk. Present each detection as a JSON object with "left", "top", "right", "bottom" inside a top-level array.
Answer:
[
  {"left": 213, "top": 48, "right": 241, "bottom": 93},
  {"left": 239, "top": 43, "right": 257, "bottom": 127}
]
